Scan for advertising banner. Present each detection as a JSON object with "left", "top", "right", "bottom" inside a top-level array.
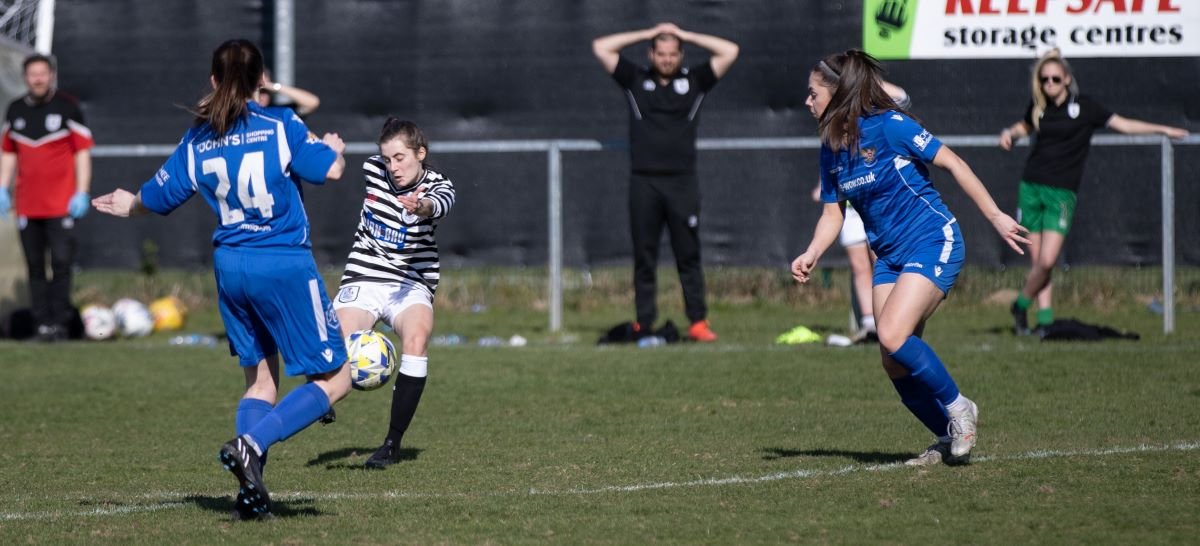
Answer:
[{"left": 864, "top": 0, "right": 1197, "bottom": 58}]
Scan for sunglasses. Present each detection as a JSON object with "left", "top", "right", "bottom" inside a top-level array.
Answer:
[{"left": 1040, "top": 75, "right": 1063, "bottom": 84}]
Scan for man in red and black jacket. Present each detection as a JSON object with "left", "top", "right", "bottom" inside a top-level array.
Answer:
[{"left": 0, "top": 54, "right": 93, "bottom": 342}]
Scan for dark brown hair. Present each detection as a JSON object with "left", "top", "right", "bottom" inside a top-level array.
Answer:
[
  {"left": 812, "top": 49, "right": 907, "bottom": 151},
  {"left": 378, "top": 117, "right": 428, "bottom": 157},
  {"left": 194, "top": 39, "right": 264, "bottom": 137}
]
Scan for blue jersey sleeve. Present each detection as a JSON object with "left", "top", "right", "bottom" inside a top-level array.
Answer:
[
  {"left": 818, "top": 146, "right": 840, "bottom": 204},
  {"left": 139, "top": 133, "right": 197, "bottom": 215},
  {"left": 283, "top": 114, "right": 336, "bottom": 184},
  {"left": 882, "top": 112, "right": 942, "bottom": 164}
]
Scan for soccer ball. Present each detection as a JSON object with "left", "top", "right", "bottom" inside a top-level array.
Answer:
[
  {"left": 149, "top": 296, "right": 186, "bottom": 331},
  {"left": 347, "top": 329, "right": 397, "bottom": 391},
  {"left": 81, "top": 305, "right": 117, "bottom": 340},
  {"left": 112, "top": 298, "right": 154, "bottom": 338}
]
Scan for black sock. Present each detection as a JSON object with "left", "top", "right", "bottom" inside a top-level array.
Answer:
[{"left": 386, "top": 373, "right": 427, "bottom": 444}]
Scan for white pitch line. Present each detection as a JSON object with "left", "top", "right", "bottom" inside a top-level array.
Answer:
[{"left": 3, "top": 441, "right": 1197, "bottom": 522}]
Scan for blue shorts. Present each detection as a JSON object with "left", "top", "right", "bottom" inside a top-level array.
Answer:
[
  {"left": 873, "top": 221, "right": 965, "bottom": 295},
  {"left": 214, "top": 246, "right": 347, "bottom": 377}
]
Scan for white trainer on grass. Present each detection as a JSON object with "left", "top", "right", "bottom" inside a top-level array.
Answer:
[
  {"left": 947, "top": 398, "right": 978, "bottom": 457},
  {"left": 905, "top": 442, "right": 950, "bottom": 466}
]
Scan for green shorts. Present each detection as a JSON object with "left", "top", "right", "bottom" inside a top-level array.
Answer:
[{"left": 1017, "top": 180, "right": 1077, "bottom": 235}]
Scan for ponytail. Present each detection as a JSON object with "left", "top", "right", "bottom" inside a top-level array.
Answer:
[
  {"left": 812, "top": 49, "right": 907, "bottom": 152},
  {"left": 194, "top": 39, "right": 264, "bottom": 137}
]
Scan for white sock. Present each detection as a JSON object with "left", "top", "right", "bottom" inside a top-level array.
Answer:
[
  {"left": 860, "top": 315, "right": 876, "bottom": 332},
  {"left": 399, "top": 354, "right": 428, "bottom": 378},
  {"left": 945, "top": 394, "right": 971, "bottom": 413}
]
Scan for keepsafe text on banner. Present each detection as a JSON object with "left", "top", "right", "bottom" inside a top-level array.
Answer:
[{"left": 864, "top": 0, "right": 1196, "bottom": 59}]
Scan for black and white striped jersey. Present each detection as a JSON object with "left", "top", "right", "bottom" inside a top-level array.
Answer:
[{"left": 339, "top": 156, "right": 456, "bottom": 294}]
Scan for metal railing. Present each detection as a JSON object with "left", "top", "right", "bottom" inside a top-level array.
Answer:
[{"left": 93, "top": 133, "right": 1198, "bottom": 334}]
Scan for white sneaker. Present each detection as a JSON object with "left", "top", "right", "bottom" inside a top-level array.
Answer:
[
  {"left": 904, "top": 442, "right": 950, "bottom": 466},
  {"left": 947, "top": 398, "right": 978, "bottom": 457}
]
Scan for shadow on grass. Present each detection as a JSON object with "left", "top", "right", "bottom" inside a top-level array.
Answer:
[
  {"left": 185, "top": 494, "right": 325, "bottom": 519},
  {"left": 306, "top": 446, "right": 422, "bottom": 469},
  {"left": 760, "top": 447, "right": 910, "bottom": 464}
]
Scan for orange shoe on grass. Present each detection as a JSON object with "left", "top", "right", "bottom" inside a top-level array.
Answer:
[{"left": 688, "top": 320, "right": 718, "bottom": 342}]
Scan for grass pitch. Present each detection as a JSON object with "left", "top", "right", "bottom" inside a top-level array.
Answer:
[{"left": 1, "top": 269, "right": 1198, "bottom": 544}]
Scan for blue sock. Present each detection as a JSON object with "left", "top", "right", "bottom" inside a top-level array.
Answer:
[
  {"left": 245, "top": 383, "right": 331, "bottom": 453},
  {"left": 890, "top": 336, "right": 960, "bottom": 406},
  {"left": 236, "top": 398, "right": 274, "bottom": 465},
  {"left": 890, "top": 375, "right": 950, "bottom": 439}
]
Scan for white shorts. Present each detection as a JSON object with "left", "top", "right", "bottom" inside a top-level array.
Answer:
[
  {"left": 839, "top": 206, "right": 868, "bottom": 248},
  {"left": 334, "top": 280, "right": 433, "bottom": 326}
]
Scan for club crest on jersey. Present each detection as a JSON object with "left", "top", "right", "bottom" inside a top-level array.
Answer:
[
  {"left": 1068, "top": 101, "right": 1080, "bottom": 119},
  {"left": 673, "top": 78, "right": 689, "bottom": 95},
  {"left": 12, "top": 117, "right": 24, "bottom": 130},
  {"left": 642, "top": 79, "right": 655, "bottom": 91},
  {"left": 859, "top": 147, "right": 878, "bottom": 167},
  {"left": 45, "top": 113, "right": 61, "bottom": 132}
]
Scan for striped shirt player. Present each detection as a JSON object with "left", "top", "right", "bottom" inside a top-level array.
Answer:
[
  {"left": 333, "top": 119, "right": 456, "bottom": 470},
  {"left": 337, "top": 155, "right": 455, "bottom": 300}
]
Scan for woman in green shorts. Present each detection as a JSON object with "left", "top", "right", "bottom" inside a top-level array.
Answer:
[{"left": 999, "top": 48, "right": 1188, "bottom": 335}]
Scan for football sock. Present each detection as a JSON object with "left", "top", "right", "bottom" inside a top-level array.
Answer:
[
  {"left": 1036, "top": 307, "right": 1054, "bottom": 326},
  {"left": 890, "top": 375, "right": 950, "bottom": 439},
  {"left": 236, "top": 398, "right": 274, "bottom": 465},
  {"left": 1014, "top": 293, "right": 1031, "bottom": 311},
  {"left": 860, "top": 315, "right": 876, "bottom": 332},
  {"left": 386, "top": 355, "right": 428, "bottom": 443},
  {"left": 245, "top": 383, "right": 331, "bottom": 454},
  {"left": 890, "top": 336, "right": 960, "bottom": 407}
]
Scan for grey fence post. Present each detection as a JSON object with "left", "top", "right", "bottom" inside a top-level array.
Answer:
[
  {"left": 1162, "top": 136, "right": 1175, "bottom": 334},
  {"left": 548, "top": 142, "right": 563, "bottom": 333}
]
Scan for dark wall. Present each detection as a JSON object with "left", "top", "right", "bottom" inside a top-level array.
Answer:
[{"left": 55, "top": 0, "right": 1199, "bottom": 271}]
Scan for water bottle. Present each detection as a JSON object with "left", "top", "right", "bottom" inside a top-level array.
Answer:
[
  {"left": 169, "top": 334, "right": 219, "bottom": 347},
  {"left": 637, "top": 336, "right": 667, "bottom": 348},
  {"left": 477, "top": 336, "right": 505, "bottom": 347}
]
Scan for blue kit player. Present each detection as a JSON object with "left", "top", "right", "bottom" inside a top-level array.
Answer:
[
  {"left": 92, "top": 39, "right": 349, "bottom": 519},
  {"left": 791, "top": 50, "right": 1029, "bottom": 465}
]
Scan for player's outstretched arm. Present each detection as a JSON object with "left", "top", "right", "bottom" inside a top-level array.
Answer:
[
  {"left": 792, "top": 202, "right": 845, "bottom": 284},
  {"left": 1107, "top": 115, "right": 1189, "bottom": 139},
  {"left": 931, "top": 146, "right": 1029, "bottom": 254},
  {"left": 92, "top": 188, "right": 148, "bottom": 218}
]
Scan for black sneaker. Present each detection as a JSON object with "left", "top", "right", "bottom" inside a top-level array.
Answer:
[
  {"left": 365, "top": 438, "right": 400, "bottom": 469},
  {"left": 1010, "top": 302, "right": 1030, "bottom": 336},
  {"left": 219, "top": 436, "right": 271, "bottom": 517},
  {"left": 319, "top": 407, "right": 337, "bottom": 425}
]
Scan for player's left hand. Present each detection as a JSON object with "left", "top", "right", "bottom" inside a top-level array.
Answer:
[
  {"left": 91, "top": 189, "right": 138, "bottom": 218},
  {"left": 68, "top": 191, "right": 90, "bottom": 219},
  {"left": 990, "top": 212, "right": 1030, "bottom": 255}
]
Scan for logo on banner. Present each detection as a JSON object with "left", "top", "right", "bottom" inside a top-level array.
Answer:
[{"left": 875, "top": 0, "right": 909, "bottom": 38}]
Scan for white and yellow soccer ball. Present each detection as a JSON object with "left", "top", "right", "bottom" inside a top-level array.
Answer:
[
  {"left": 81, "top": 304, "right": 117, "bottom": 340},
  {"left": 112, "top": 298, "right": 154, "bottom": 338},
  {"left": 347, "top": 329, "right": 397, "bottom": 391}
]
